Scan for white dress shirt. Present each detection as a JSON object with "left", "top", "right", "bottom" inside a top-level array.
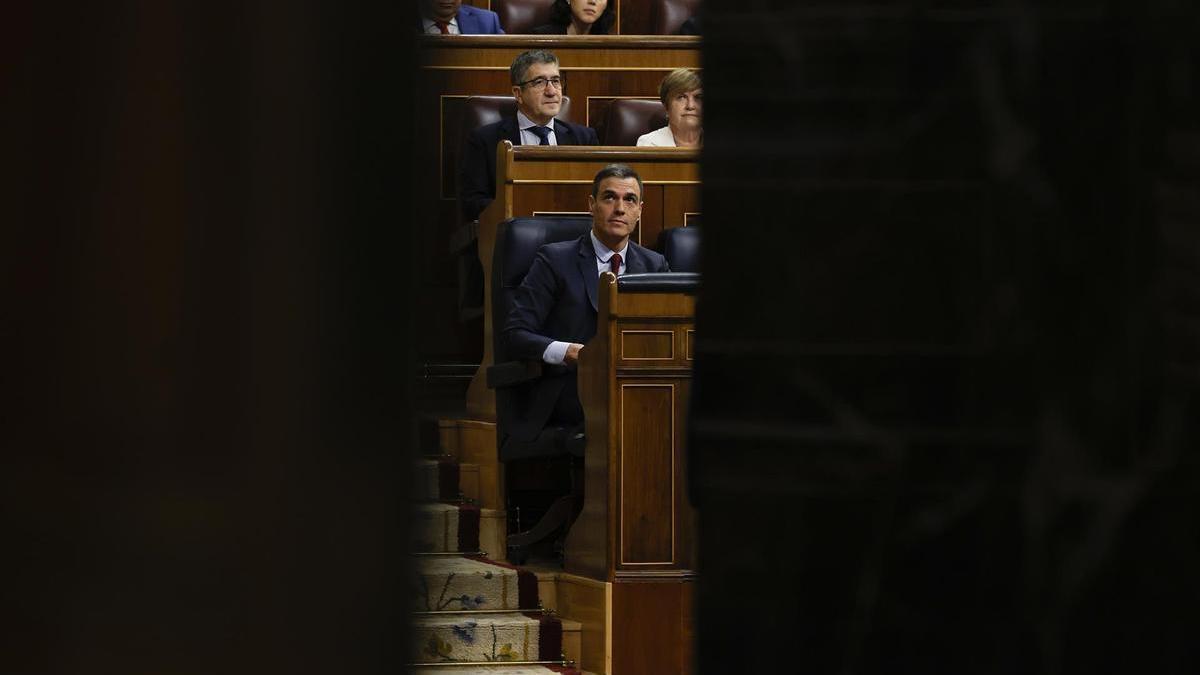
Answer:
[
  {"left": 517, "top": 110, "right": 559, "bottom": 146},
  {"left": 541, "top": 232, "right": 628, "bottom": 365},
  {"left": 422, "top": 17, "right": 460, "bottom": 34}
]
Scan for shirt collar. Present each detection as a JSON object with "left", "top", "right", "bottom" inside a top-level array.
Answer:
[
  {"left": 422, "top": 16, "right": 459, "bottom": 31},
  {"left": 590, "top": 231, "right": 628, "bottom": 263},
  {"left": 517, "top": 110, "right": 554, "bottom": 132}
]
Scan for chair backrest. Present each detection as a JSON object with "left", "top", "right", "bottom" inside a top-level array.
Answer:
[
  {"left": 600, "top": 99, "right": 667, "bottom": 145},
  {"left": 492, "top": 216, "right": 594, "bottom": 360},
  {"left": 460, "top": 95, "right": 575, "bottom": 137},
  {"left": 457, "top": 96, "right": 575, "bottom": 199},
  {"left": 651, "top": 0, "right": 700, "bottom": 35},
  {"left": 492, "top": 0, "right": 556, "bottom": 34},
  {"left": 660, "top": 226, "right": 701, "bottom": 272}
]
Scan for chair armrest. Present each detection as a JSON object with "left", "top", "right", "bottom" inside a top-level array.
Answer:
[{"left": 486, "top": 360, "right": 544, "bottom": 388}]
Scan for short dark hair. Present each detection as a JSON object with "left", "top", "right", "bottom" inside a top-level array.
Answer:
[
  {"left": 510, "top": 50, "right": 559, "bottom": 86},
  {"left": 592, "top": 164, "right": 643, "bottom": 198}
]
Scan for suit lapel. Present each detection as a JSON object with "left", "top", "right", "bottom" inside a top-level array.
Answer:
[
  {"left": 501, "top": 115, "right": 521, "bottom": 146},
  {"left": 553, "top": 120, "right": 573, "bottom": 145},
  {"left": 578, "top": 236, "right": 599, "bottom": 312},
  {"left": 623, "top": 244, "right": 648, "bottom": 275}
]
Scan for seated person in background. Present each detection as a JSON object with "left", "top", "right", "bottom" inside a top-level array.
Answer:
[
  {"left": 460, "top": 49, "right": 599, "bottom": 221},
  {"left": 418, "top": 0, "right": 504, "bottom": 34},
  {"left": 502, "top": 164, "right": 670, "bottom": 438},
  {"left": 530, "top": 0, "right": 614, "bottom": 35},
  {"left": 636, "top": 68, "right": 702, "bottom": 148}
]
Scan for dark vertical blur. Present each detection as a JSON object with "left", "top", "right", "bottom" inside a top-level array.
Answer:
[
  {"left": 694, "top": 1, "right": 1199, "bottom": 673},
  {"left": 6, "top": 2, "right": 414, "bottom": 673}
]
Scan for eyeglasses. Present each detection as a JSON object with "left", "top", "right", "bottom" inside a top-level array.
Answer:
[{"left": 518, "top": 76, "right": 565, "bottom": 91}]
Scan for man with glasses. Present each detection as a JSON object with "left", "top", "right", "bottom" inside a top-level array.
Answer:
[{"left": 460, "top": 50, "right": 599, "bottom": 222}]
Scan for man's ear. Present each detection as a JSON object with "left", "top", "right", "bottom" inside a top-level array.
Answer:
[{"left": 587, "top": 195, "right": 596, "bottom": 211}]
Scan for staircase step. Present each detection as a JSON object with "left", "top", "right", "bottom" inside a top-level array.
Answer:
[
  {"left": 414, "top": 556, "right": 540, "bottom": 612},
  {"left": 411, "top": 612, "right": 564, "bottom": 665},
  {"left": 413, "top": 504, "right": 506, "bottom": 559},
  {"left": 410, "top": 662, "right": 583, "bottom": 667},
  {"left": 414, "top": 458, "right": 463, "bottom": 502},
  {"left": 413, "top": 503, "right": 481, "bottom": 553}
]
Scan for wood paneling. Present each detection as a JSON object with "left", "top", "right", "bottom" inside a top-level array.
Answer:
[
  {"left": 616, "top": 0, "right": 653, "bottom": 35},
  {"left": 555, "top": 573, "right": 612, "bottom": 675},
  {"left": 620, "top": 384, "right": 675, "bottom": 564},
  {"left": 565, "top": 274, "right": 697, "bottom": 579},
  {"left": 620, "top": 330, "right": 674, "bottom": 360},
  {"left": 612, "top": 580, "right": 695, "bottom": 675}
]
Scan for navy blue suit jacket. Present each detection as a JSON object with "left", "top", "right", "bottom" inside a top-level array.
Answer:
[
  {"left": 418, "top": 5, "right": 505, "bottom": 34},
  {"left": 501, "top": 234, "right": 670, "bottom": 442},
  {"left": 460, "top": 115, "right": 599, "bottom": 221}
]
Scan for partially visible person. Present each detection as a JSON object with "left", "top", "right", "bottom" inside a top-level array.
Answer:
[
  {"left": 637, "top": 69, "right": 702, "bottom": 148},
  {"left": 418, "top": 0, "right": 504, "bottom": 35},
  {"left": 502, "top": 164, "right": 670, "bottom": 439},
  {"left": 677, "top": 15, "right": 701, "bottom": 35},
  {"left": 459, "top": 50, "right": 599, "bottom": 221},
  {"left": 530, "top": 0, "right": 614, "bottom": 35}
]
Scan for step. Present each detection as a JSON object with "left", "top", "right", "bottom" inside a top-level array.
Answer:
[
  {"left": 414, "top": 556, "right": 540, "bottom": 612},
  {"left": 413, "top": 503, "right": 506, "bottom": 560},
  {"left": 410, "top": 662, "right": 583, "bottom": 667},
  {"left": 411, "top": 612, "right": 564, "bottom": 665},
  {"left": 414, "top": 458, "right": 463, "bottom": 502}
]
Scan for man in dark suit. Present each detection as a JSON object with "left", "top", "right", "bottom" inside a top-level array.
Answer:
[
  {"left": 418, "top": 0, "right": 505, "bottom": 34},
  {"left": 459, "top": 50, "right": 600, "bottom": 222},
  {"left": 501, "top": 165, "right": 670, "bottom": 446}
]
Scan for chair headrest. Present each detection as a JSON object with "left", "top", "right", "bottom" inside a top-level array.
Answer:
[
  {"left": 496, "top": 217, "right": 594, "bottom": 289},
  {"left": 461, "top": 95, "right": 575, "bottom": 135},
  {"left": 601, "top": 99, "right": 667, "bottom": 146},
  {"left": 651, "top": 0, "right": 701, "bottom": 35},
  {"left": 660, "top": 226, "right": 701, "bottom": 273},
  {"left": 492, "top": 0, "right": 556, "bottom": 34},
  {"left": 618, "top": 272, "right": 700, "bottom": 293}
]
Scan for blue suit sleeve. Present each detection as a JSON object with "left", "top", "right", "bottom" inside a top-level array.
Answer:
[{"left": 502, "top": 249, "right": 560, "bottom": 361}]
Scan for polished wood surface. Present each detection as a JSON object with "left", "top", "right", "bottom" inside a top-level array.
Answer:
[
  {"left": 612, "top": 580, "right": 695, "bottom": 675},
  {"left": 438, "top": 418, "right": 504, "bottom": 511},
  {"left": 416, "top": 35, "right": 699, "bottom": 364},
  {"left": 554, "top": 572, "right": 613, "bottom": 674},
  {"left": 565, "top": 272, "right": 697, "bottom": 582},
  {"left": 466, "top": 143, "right": 699, "bottom": 419}
]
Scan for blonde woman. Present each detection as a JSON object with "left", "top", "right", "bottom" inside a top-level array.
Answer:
[{"left": 637, "top": 69, "right": 702, "bottom": 148}]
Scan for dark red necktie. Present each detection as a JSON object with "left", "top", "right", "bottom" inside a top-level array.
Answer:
[
  {"left": 610, "top": 253, "right": 622, "bottom": 276},
  {"left": 434, "top": 20, "right": 450, "bottom": 34}
]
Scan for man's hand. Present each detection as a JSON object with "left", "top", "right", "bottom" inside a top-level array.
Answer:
[{"left": 563, "top": 343, "right": 585, "bottom": 364}]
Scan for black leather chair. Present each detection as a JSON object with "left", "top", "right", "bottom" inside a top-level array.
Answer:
[
  {"left": 459, "top": 95, "right": 575, "bottom": 148},
  {"left": 492, "top": 0, "right": 556, "bottom": 34},
  {"left": 599, "top": 99, "right": 667, "bottom": 145},
  {"left": 661, "top": 226, "right": 701, "bottom": 272},
  {"left": 487, "top": 215, "right": 593, "bottom": 562}
]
